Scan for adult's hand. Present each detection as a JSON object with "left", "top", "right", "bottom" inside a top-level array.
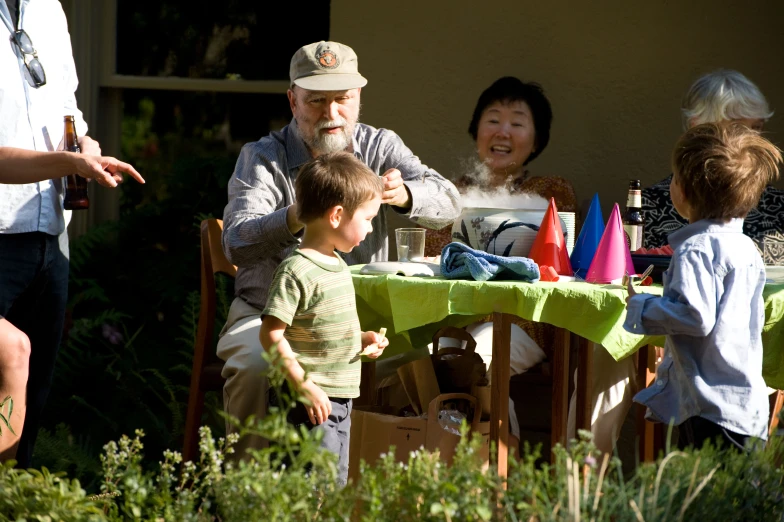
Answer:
[
  {"left": 71, "top": 154, "right": 145, "bottom": 188},
  {"left": 77, "top": 135, "right": 101, "bottom": 157},
  {"left": 381, "top": 168, "right": 412, "bottom": 209}
]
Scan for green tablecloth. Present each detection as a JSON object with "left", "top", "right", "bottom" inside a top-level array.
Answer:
[{"left": 351, "top": 266, "right": 784, "bottom": 389}]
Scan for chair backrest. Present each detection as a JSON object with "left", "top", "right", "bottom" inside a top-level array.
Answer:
[{"left": 196, "top": 219, "right": 237, "bottom": 371}]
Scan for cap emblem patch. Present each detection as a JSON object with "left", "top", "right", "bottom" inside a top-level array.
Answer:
[{"left": 317, "top": 50, "right": 339, "bottom": 69}]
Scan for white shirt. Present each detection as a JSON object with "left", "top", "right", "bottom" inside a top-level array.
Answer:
[{"left": 0, "top": 0, "right": 87, "bottom": 235}]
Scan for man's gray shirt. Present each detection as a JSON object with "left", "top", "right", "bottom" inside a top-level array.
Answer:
[{"left": 222, "top": 119, "right": 461, "bottom": 309}]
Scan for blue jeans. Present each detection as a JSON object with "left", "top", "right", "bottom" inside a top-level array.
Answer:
[
  {"left": 270, "top": 384, "right": 353, "bottom": 486},
  {"left": 0, "top": 231, "right": 69, "bottom": 468}
]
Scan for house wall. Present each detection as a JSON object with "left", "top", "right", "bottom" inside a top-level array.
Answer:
[{"left": 331, "top": 1, "right": 784, "bottom": 220}]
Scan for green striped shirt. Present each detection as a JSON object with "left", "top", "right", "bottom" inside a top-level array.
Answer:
[{"left": 262, "top": 250, "right": 361, "bottom": 398}]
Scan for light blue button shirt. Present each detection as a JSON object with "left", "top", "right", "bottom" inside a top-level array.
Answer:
[
  {"left": 0, "top": 0, "right": 87, "bottom": 236},
  {"left": 625, "top": 218, "right": 770, "bottom": 439}
]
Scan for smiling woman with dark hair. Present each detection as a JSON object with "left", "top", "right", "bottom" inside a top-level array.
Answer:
[
  {"left": 426, "top": 76, "right": 578, "bottom": 256},
  {"left": 459, "top": 76, "right": 576, "bottom": 208},
  {"left": 468, "top": 76, "right": 552, "bottom": 167},
  {"left": 420, "top": 78, "right": 581, "bottom": 447}
]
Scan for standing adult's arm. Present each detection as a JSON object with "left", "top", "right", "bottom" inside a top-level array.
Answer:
[
  {"left": 222, "top": 143, "right": 302, "bottom": 267},
  {"left": 0, "top": 147, "right": 143, "bottom": 186},
  {"left": 379, "top": 130, "right": 461, "bottom": 230}
]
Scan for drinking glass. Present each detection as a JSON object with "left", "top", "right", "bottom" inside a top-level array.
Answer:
[{"left": 395, "top": 228, "right": 426, "bottom": 262}]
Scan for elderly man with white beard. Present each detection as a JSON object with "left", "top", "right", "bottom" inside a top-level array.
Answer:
[{"left": 219, "top": 41, "right": 461, "bottom": 459}]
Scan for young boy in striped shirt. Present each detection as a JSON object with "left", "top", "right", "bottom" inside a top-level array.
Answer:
[{"left": 259, "top": 151, "right": 389, "bottom": 485}]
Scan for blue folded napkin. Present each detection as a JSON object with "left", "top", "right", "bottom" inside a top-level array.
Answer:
[{"left": 440, "top": 242, "right": 540, "bottom": 282}]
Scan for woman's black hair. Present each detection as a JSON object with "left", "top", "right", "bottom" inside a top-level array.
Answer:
[{"left": 467, "top": 76, "right": 552, "bottom": 164}]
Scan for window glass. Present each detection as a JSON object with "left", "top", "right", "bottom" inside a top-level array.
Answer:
[
  {"left": 116, "top": 1, "right": 330, "bottom": 80},
  {"left": 119, "top": 89, "right": 291, "bottom": 212}
]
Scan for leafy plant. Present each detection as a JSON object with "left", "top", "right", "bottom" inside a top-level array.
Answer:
[
  {"left": 0, "top": 395, "right": 14, "bottom": 437},
  {"left": 0, "top": 461, "right": 106, "bottom": 521},
  {"left": 3, "top": 377, "right": 784, "bottom": 522}
]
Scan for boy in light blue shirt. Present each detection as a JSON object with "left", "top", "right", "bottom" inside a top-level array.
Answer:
[{"left": 625, "top": 122, "right": 781, "bottom": 450}]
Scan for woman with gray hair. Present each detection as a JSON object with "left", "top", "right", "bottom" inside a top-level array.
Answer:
[{"left": 642, "top": 69, "right": 784, "bottom": 263}]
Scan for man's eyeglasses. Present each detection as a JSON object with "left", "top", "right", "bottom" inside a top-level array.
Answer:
[{"left": 11, "top": 29, "right": 46, "bottom": 88}]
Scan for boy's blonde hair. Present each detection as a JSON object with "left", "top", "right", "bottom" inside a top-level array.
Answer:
[
  {"left": 671, "top": 122, "right": 782, "bottom": 221},
  {"left": 295, "top": 151, "right": 384, "bottom": 223}
]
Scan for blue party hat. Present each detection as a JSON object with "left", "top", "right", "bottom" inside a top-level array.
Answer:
[{"left": 570, "top": 193, "right": 605, "bottom": 278}]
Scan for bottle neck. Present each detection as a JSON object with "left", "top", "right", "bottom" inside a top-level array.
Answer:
[
  {"left": 63, "top": 122, "right": 80, "bottom": 152},
  {"left": 626, "top": 189, "right": 641, "bottom": 209}
]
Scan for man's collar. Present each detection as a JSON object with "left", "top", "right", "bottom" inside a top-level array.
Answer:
[{"left": 351, "top": 128, "right": 363, "bottom": 162}]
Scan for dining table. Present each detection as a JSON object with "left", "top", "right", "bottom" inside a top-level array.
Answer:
[{"left": 350, "top": 266, "right": 784, "bottom": 477}]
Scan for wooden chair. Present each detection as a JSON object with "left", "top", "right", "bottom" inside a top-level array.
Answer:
[
  {"left": 183, "top": 219, "right": 236, "bottom": 463},
  {"left": 637, "top": 344, "right": 784, "bottom": 461}
]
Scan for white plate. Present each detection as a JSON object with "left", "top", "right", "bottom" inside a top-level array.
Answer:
[{"left": 359, "top": 261, "right": 440, "bottom": 277}]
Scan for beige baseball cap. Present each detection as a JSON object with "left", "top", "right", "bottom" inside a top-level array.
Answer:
[{"left": 289, "top": 41, "right": 368, "bottom": 91}]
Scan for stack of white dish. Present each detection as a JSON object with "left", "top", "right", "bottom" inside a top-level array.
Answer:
[{"left": 558, "top": 212, "right": 576, "bottom": 255}]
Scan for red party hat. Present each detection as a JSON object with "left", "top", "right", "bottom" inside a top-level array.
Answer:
[{"left": 529, "top": 198, "right": 573, "bottom": 276}]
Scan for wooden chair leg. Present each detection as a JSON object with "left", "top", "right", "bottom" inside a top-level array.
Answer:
[
  {"left": 636, "top": 344, "right": 667, "bottom": 462},
  {"left": 769, "top": 390, "right": 784, "bottom": 440},
  {"left": 551, "top": 328, "right": 570, "bottom": 454},
  {"left": 574, "top": 335, "right": 592, "bottom": 435},
  {"left": 183, "top": 387, "right": 205, "bottom": 463},
  {"left": 357, "top": 360, "right": 377, "bottom": 407},
  {"left": 491, "top": 312, "right": 511, "bottom": 481}
]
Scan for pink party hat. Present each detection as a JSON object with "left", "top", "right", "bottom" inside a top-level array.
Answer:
[
  {"left": 529, "top": 198, "right": 573, "bottom": 276},
  {"left": 585, "top": 203, "right": 636, "bottom": 283}
]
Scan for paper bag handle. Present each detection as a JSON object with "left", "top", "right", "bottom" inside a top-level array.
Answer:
[
  {"left": 431, "top": 326, "right": 478, "bottom": 362},
  {"left": 426, "top": 392, "right": 481, "bottom": 429}
]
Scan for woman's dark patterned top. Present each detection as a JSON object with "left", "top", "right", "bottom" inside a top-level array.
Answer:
[{"left": 642, "top": 175, "right": 784, "bottom": 265}]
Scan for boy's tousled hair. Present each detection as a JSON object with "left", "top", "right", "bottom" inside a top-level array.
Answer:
[
  {"left": 671, "top": 122, "right": 782, "bottom": 221},
  {"left": 295, "top": 151, "right": 384, "bottom": 223}
]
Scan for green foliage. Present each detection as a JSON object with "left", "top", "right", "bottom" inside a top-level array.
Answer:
[
  {"left": 32, "top": 424, "right": 103, "bottom": 489},
  {"left": 5, "top": 360, "right": 784, "bottom": 521},
  {"left": 0, "top": 461, "right": 105, "bottom": 521},
  {"left": 0, "top": 395, "right": 14, "bottom": 437},
  {"left": 350, "top": 434, "right": 499, "bottom": 521}
]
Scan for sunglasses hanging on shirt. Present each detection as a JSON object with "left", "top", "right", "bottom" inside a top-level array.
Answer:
[{"left": 11, "top": 28, "right": 47, "bottom": 88}]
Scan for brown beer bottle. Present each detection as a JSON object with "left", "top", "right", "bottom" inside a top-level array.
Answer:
[
  {"left": 62, "top": 115, "right": 89, "bottom": 210},
  {"left": 622, "top": 179, "right": 644, "bottom": 251}
]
